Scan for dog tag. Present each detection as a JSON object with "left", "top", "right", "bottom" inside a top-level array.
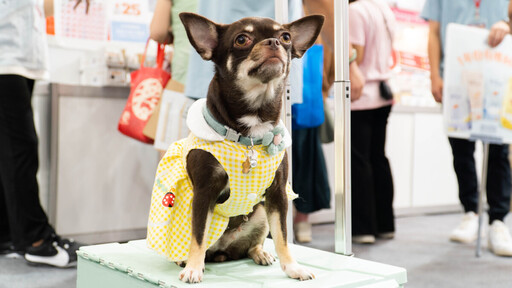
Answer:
[
  {"left": 242, "top": 157, "right": 252, "bottom": 174},
  {"left": 243, "top": 147, "right": 257, "bottom": 174},
  {"left": 249, "top": 158, "right": 257, "bottom": 168}
]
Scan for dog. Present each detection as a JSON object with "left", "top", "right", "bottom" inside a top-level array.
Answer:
[{"left": 146, "top": 12, "right": 324, "bottom": 284}]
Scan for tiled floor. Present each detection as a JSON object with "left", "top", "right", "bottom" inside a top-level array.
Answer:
[{"left": 1, "top": 212, "right": 512, "bottom": 287}]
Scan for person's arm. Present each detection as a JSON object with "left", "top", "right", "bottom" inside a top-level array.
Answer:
[
  {"left": 427, "top": 20, "right": 443, "bottom": 103},
  {"left": 509, "top": 0, "right": 512, "bottom": 29},
  {"left": 349, "top": 44, "right": 365, "bottom": 101},
  {"left": 150, "top": 0, "right": 173, "bottom": 43},
  {"left": 488, "top": 20, "right": 510, "bottom": 48},
  {"left": 45, "top": 0, "right": 90, "bottom": 17},
  {"left": 73, "top": 0, "right": 90, "bottom": 14},
  {"left": 44, "top": 0, "right": 54, "bottom": 17},
  {"left": 303, "top": 0, "right": 334, "bottom": 50}
]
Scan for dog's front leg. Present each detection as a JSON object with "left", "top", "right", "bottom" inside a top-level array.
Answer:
[
  {"left": 265, "top": 153, "right": 314, "bottom": 281},
  {"left": 179, "top": 207, "right": 213, "bottom": 283},
  {"left": 180, "top": 150, "right": 228, "bottom": 283}
]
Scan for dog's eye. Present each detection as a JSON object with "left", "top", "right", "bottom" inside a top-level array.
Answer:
[
  {"left": 235, "top": 34, "right": 251, "bottom": 47},
  {"left": 280, "top": 33, "right": 291, "bottom": 44}
]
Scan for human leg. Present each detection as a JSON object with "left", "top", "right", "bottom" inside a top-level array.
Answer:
[
  {"left": 0, "top": 75, "right": 81, "bottom": 266},
  {"left": 292, "top": 128, "right": 331, "bottom": 214},
  {"left": 292, "top": 127, "right": 331, "bottom": 243},
  {"left": 486, "top": 144, "right": 511, "bottom": 224},
  {"left": 447, "top": 138, "right": 479, "bottom": 243},
  {"left": 351, "top": 109, "right": 377, "bottom": 242},
  {"left": 486, "top": 144, "right": 512, "bottom": 256},
  {"left": 0, "top": 177, "right": 9, "bottom": 244},
  {"left": 370, "top": 105, "right": 395, "bottom": 237},
  {"left": 0, "top": 75, "right": 52, "bottom": 251},
  {"left": 448, "top": 138, "right": 478, "bottom": 213}
]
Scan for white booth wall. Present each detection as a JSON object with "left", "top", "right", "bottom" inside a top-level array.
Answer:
[
  {"left": 34, "top": 41, "right": 159, "bottom": 243},
  {"left": 309, "top": 105, "right": 485, "bottom": 224}
]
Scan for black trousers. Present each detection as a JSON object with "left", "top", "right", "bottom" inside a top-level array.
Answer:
[
  {"left": 351, "top": 105, "right": 394, "bottom": 236},
  {"left": 0, "top": 75, "right": 53, "bottom": 250},
  {"left": 292, "top": 127, "right": 331, "bottom": 214},
  {"left": 448, "top": 138, "right": 511, "bottom": 224}
]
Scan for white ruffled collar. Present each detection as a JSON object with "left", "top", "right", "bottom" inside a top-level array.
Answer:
[{"left": 186, "top": 98, "right": 292, "bottom": 150}]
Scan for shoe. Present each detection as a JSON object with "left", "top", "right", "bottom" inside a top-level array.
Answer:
[
  {"left": 377, "top": 232, "right": 395, "bottom": 239},
  {"left": 488, "top": 220, "right": 512, "bottom": 257},
  {"left": 0, "top": 241, "right": 13, "bottom": 255},
  {"left": 25, "top": 234, "right": 83, "bottom": 268},
  {"left": 352, "top": 235, "right": 375, "bottom": 244},
  {"left": 450, "top": 211, "right": 480, "bottom": 243},
  {"left": 294, "top": 222, "right": 312, "bottom": 243},
  {"left": 0, "top": 241, "right": 25, "bottom": 259}
]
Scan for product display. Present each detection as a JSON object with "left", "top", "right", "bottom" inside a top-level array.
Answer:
[
  {"left": 446, "top": 86, "right": 471, "bottom": 132},
  {"left": 463, "top": 70, "right": 484, "bottom": 121},
  {"left": 444, "top": 24, "right": 512, "bottom": 143},
  {"left": 483, "top": 76, "right": 504, "bottom": 121},
  {"left": 501, "top": 77, "right": 512, "bottom": 129}
]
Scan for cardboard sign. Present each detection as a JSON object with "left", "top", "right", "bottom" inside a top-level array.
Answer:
[{"left": 443, "top": 24, "right": 512, "bottom": 144}]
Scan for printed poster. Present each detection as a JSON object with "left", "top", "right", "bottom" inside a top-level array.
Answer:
[
  {"left": 54, "top": 0, "right": 108, "bottom": 41},
  {"left": 52, "top": 0, "right": 150, "bottom": 44},
  {"left": 387, "top": 5, "right": 435, "bottom": 107},
  {"left": 444, "top": 23, "right": 512, "bottom": 144}
]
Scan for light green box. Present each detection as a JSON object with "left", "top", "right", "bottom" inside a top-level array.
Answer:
[{"left": 77, "top": 239, "right": 407, "bottom": 288}]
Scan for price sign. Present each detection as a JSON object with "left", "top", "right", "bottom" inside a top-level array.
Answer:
[
  {"left": 112, "top": 0, "right": 148, "bottom": 17},
  {"left": 110, "top": 0, "right": 149, "bottom": 43}
]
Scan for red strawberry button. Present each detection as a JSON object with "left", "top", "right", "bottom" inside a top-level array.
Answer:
[{"left": 162, "top": 192, "right": 175, "bottom": 207}]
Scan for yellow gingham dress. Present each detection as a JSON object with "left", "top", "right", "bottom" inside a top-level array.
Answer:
[{"left": 147, "top": 133, "right": 296, "bottom": 261}]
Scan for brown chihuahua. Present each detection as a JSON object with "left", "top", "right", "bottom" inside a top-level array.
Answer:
[{"left": 147, "top": 12, "right": 324, "bottom": 284}]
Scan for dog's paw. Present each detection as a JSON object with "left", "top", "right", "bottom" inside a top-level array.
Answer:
[
  {"left": 282, "top": 262, "right": 315, "bottom": 281},
  {"left": 248, "top": 246, "right": 275, "bottom": 266},
  {"left": 179, "top": 266, "right": 204, "bottom": 283}
]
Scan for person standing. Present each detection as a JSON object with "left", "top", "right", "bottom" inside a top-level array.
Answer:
[
  {"left": 149, "top": 0, "right": 198, "bottom": 86},
  {"left": 422, "top": 0, "right": 512, "bottom": 257},
  {"left": 348, "top": 0, "right": 397, "bottom": 244},
  {"left": 0, "top": 0, "right": 88, "bottom": 267}
]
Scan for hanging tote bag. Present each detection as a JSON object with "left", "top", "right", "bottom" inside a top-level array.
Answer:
[
  {"left": 118, "top": 40, "right": 171, "bottom": 144},
  {"left": 292, "top": 44, "right": 324, "bottom": 129}
]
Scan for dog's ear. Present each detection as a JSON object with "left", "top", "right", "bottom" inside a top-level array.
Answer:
[
  {"left": 284, "top": 15, "right": 325, "bottom": 59},
  {"left": 179, "top": 12, "right": 221, "bottom": 61}
]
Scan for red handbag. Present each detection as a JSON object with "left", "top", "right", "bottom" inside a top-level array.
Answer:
[{"left": 118, "top": 40, "right": 171, "bottom": 144}]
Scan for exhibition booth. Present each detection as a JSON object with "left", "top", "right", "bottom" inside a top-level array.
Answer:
[
  {"left": 35, "top": 0, "right": 457, "bottom": 247},
  {"left": 29, "top": 0, "right": 475, "bottom": 286}
]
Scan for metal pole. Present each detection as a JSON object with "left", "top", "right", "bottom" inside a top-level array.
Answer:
[
  {"left": 476, "top": 142, "right": 489, "bottom": 257},
  {"left": 334, "top": 0, "right": 352, "bottom": 256},
  {"left": 275, "top": 0, "right": 294, "bottom": 243},
  {"left": 48, "top": 84, "right": 59, "bottom": 226}
]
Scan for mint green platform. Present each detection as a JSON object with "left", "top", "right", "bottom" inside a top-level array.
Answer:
[{"left": 76, "top": 239, "right": 406, "bottom": 287}]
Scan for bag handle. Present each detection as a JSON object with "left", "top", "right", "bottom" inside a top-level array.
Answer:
[{"left": 140, "top": 38, "right": 167, "bottom": 69}]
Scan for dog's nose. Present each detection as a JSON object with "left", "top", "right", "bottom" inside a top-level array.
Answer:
[{"left": 263, "top": 38, "right": 280, "bottom": 50}]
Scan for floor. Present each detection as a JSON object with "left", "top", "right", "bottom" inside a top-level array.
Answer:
[{"left": 1, "top": 212, "right": 512, "bottom": 288}]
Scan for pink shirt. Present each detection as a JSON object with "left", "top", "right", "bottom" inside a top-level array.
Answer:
[{"left": 349, "top": 0, "right": 396, "bottom": 111}]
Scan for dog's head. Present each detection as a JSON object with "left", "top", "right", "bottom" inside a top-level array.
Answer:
[
  {"left": 180, "top": 12, "right": 323, "bottom": 92},
  {"left": 180, "top": 13, "right": 323, "bottom": 136}
]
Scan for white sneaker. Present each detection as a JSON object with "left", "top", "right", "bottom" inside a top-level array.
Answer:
[
  {"left": 294, "top": 222, "right": 312, "bottom": 243},
  {"left": 488, "top": 220, "right": 512, "bottom": 257},
  {"left": 450, "top": 211, "right": 480, "bottom": 243},
  {"left": 352, "top": 235, "right": 375, "bottom": 244},
  {"left": 377, "top": 232, "right": 395, "bottom": 239}
]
